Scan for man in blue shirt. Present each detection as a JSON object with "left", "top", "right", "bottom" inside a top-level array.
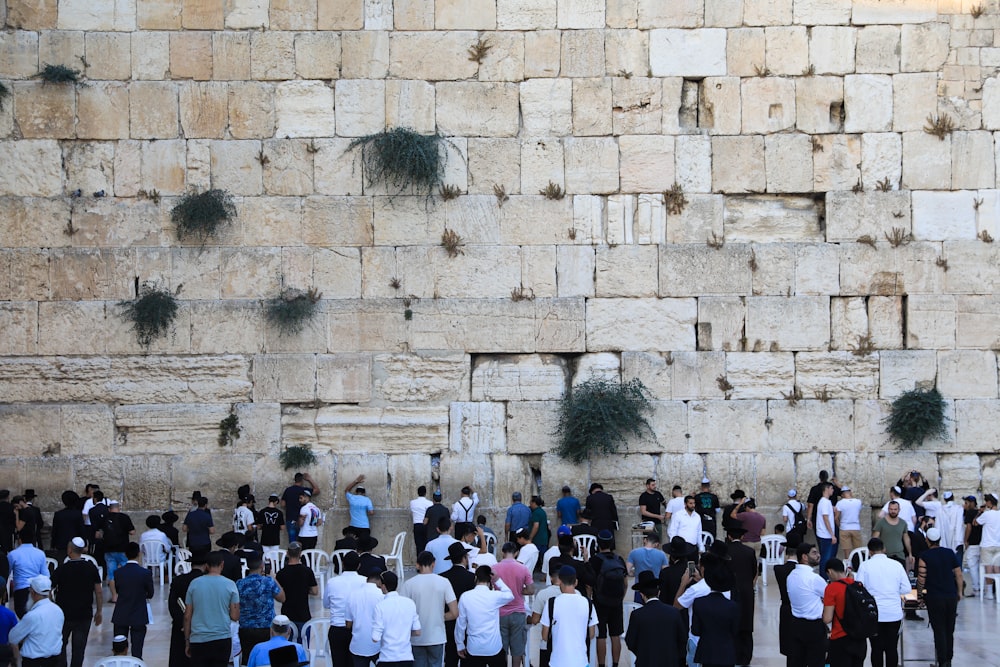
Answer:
[
  {"left": 504, "top": 493, "right": 531, "bottom": 543},
  {"left": 182, "top": 496, "right": 215, "bottom": 558},
  {"left": 556, "top": 486, "right": 581, "bottom": 526},
  {"left": 7, "top": 526, "right": 47, "bottom": 617},
  {"left": 345, "top": 475, "right": 374, "bottom": 540},
  {"left": 0, "top": 603, "right": 17, "bottom": 666},
  {"left": 245, "top": 615, "right": 308, "bottom": 667}
]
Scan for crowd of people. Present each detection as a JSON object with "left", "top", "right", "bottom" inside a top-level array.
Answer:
[{"left": 0, "top": 467, "right": 994, "bottom": 667}]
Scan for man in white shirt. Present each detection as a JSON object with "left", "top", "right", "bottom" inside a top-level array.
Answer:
[
  {"left": 426, "top": 518, "right": 459, "bottom": 575},
  {"left": 540, "top": 567, "right": 597, "bottom": 667},
  {"left": 411, "top": 486, "right": 434, "bottom": 557},
  {"left": 514, "top": 529, "right": 539, "bottom": 572},
  {"left": 139, "top": 515, "right": 173, "bottom": 564},
  {"left": 916, "top": 488, "right": 960, "bottom": 551},
  {"left": 346, "top": 568, "right": 386, "bottom": 666},
  {"left": 782, "top": 489, "right": 804, "bottom": 533},
  {"left": 880, "top": 485, "right": 917, "bottom": 532},
  {"left": 400, "top": 551, "right": 457, "bottom": 667},
  {"left": 324, "top": 551, "right": 366, "bottom": 667},
  {"left": 834, "top": 486, "right": 863, "bottom": 558},
  {"left": 815, "top": 483, "right": 837, "bottom": 580},
  {"left": 785, "top": 543, "right": 827, "bottom": 667},
  {"left": 9, "top": 576, "right": 64, "bottom": 664},
  {"left": 940, "top": 492, "right": 965, "bottom": 554},
  {"left": 455, "top": 566, "right": 514, "bottom": 667},
  {"left": 975, "top": 492, "right": 1000, "bottom": 583},
  {"left": 855, "top": 537, "right": 911, "bottom": 667},
  {"left": 529, "top": 566, "right": 572, "bottom": 667},
  {"left": 664, "top": 485, "right": 685, "bottom": 534},
  {"left": 372, "top": 571, "right": 421, "bottom": 665},
  {"left": 668, "top": 496, "right": 702, "bottom": 548},
  {"left": 232, "top": 497, "right": 256, "bottom": 536},
  {"left": 296, "top": 490, "right": 322, "bottom": 551},
  {"left": 450, "top": 487, "right": 480, "bottom": 537}
]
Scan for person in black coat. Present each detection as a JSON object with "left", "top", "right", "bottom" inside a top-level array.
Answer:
[
  {"left": 584, "top": 483, "right": 619, "bottom": 533},
  {"left": 441, "top": 542, "right": 477, "bottom": 667},
  {"left": 50, "top": 490, "right": 85, "bottom": 560},
  {"left": 725, "top": 527, "right": 758, "bottom": 666},
  {"left": 659, "top": 536, "right": 696, "bottom": 611},
  {"left": 168, "top": 551, "right": 207, "bottom": 667},
  {"left": 773, "top": 532, "right": 802, "bottom": 664},
  {"left": 111, "top": 542, "right": 155, "bottom": 659},
  {"left": 625, "top": 571, "right": 686, "bottom": 667},
  {"left": 692, "top": 565, "right": 740, "bottom": 667}
]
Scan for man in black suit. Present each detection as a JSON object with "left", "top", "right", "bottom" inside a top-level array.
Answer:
[
  {"left": 659, "top": 536, "right": 696, "bottom": 611},
  {"left": 726, "top": 526, "right": 758, "bottom": 667},
  {"left": 584, "top": 483, "right": 619, "bottom": 534},
  {"left": 441, "top": 542, "right": 476, "bottom": 667},
  {"left": 626, "top": 570, "right": 686, "bottom": 667},
  {"left": 773, "top": 533, "right": 801, "bottom": 666},
  {"left": 692, "top": 565, "right": 740, "bottom": 667},
  {"left": 111, "top": 542, "right": 155, "bottom": 659},
  {"left": 168, "top": 551, "right": 207, "bottom": 667}
]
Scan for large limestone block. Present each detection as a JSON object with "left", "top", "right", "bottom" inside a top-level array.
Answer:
[
  {"left": 795, "top": 76, "right": 844, "bottom": 134},
  {"left": 830, "top": 297, "right": 869, "bottom": 351},
  {"left": 812, "top": 134, "right": 861, "bottom": 192},
  {"left": 697, "top": 297, "right": 745, "bottom": 352},
  {"left": 856, "top": 25, "right": 900, "bottom": 74},
  {"left": 767, "top": 399, "right": 854, "bottom": 452},
  {"left": 622, "top": 351, "right": 674, "bottom": 400},
  {"left": 699, "top": 76, "right": 742, "bottom": 135},
  {"left": 837, "top": 245, "right": 901, "bottom": 297},
  {"left": 0, "top": 197, "right": 71, "bottom": 248},
  {"left": 655, "top": 452, "right": 706, "bottom": 492},
  {"left": 260, "top": 140, "right": 314, "bottom": 196},
  {"left": 0, "top": 404, "right": 113, "bottom": 457},
  {"left": 228, "top": 83, "right": 274, "bottom": 140},
  {"left": 725, "top": 196, "right": 823, "bottom": 242},
  {"left": 58, "top": 0, "right": 135, "bottom": 29},
  {"left": 77, "top": 83, "right": 129, "bottom": 140},
  {"left": 746, "top": 297, "right": 830, "bottom": 351},
  {"left": 612, "top": 78, "right": 663, "bottom": 136},
  {"left": 0, "top": 32, "right": 39, "bottom": 78},
  {"left": 188, "top": 301, "right": 264, "bottom": 354},
  {"left": 225, "top": 0, "right": 268, "bottom": 28},
  {"left": 506, "top": 401, "right": 559, "bottom": 454},
  {"left": 981, "top": 79, "right": 1000, "bottom": 131},
  {"left": 794, "top": 243, "right": 841, "bottom": 296},
  {"left": 635, "top": 193, "right": 668, "bottom": 245},
  {"left": 387, "top": 453, "right": 433, "bottom": 509},
  {"left": 129, "top": 82, "right": 178, "bottom": 139},
  {"left": 855, "top": 398, "right": 955, "bottom": 454},
  {"left": 471, "top": 354, "right": 568, "bottom": 401},
  {"left": 521, "top": 80, "right": 572, "bottom": 137},
  {"left": 48, "top": 249, "right": 133, "bottom": 300},
  {"left": 178, "top": 82, "right": 227, "bottom": 139},
  {"left": 572, "top": 353, "right": 621, "bottom": 387},
  {"left": 317, "top": 0, "right": 362, "bottom": 29},
  {"left": 389, "top": 31, "right": 478, "bottom": 81},
  {"left": 395, "top": 246, "right": 521, "bottom": 299},
  {"left": 911, "top": 191, "right": 977, "bottom": 241},
  {"left": 892, "top": 73, "right": 938, "bottom": 132},
  {"left": 595, "top": 246, "right": 658, "bottom": 297},
  {"left": 793, "top": 0, "right": 851, "bottom": 24},
  {"left": 340, "top": 31, "right": 389, "bottom": 79},
  {"left": 726, "top": 352, "right": 794, "bottom": 399},
  {"left": 13, "top": 82, "right": 75, "bottom": 139},
  {"left": 619, "top": 135, "right": 674, "bottom": 192},
  {"left": 520, "top": 139, "right": 565, "bottom": 195},
  {"left": 436, "top": 82, "right": 519, "bottom": 137},
  {"left": 638, "top": 400, "right": 688, "bottom": 454},
  {"left": 115, "top": 403, "right": 236, "bottom": 455},
  {"left": 765, "top": 26, "right": 808, "bottom": 76},
  {"left": 0, "top": 302, "right": 37, "bottom": 356},
  {"left": 524, "top": 30, "right": 560, "bottom": 78},
  {"left": 606, "top": 195, "right": 635, "bottom": 246},
  {"left": 938, "top": 453, "right": 984, "bottom": 494},
  {"left": 294, "top": 32, "right": 341, "bottom": 79},
  {"left": 468, "top": 138, "right": 519, "bottom": 195},
  {"left": 35, "top": 302, "right": 111, "bottom": 354},
  {"left": 726, "top": 28, "right": 764, "bottom": 77},
  {"left": 650, "top": 29, "right": 727, "bottom": 77},
  {"left": 636, "top": 0, "right": 702, "bottom": 27},
  {"left": 660, "top": 245, "right": 752, "bottom": 296},
  {"left": 0, "top": 141, "right": 63, "bottom": 196},
  {"left": 606, "top": 29, "right": 648, "bottom": 78},
  {"left": 588, "top": 298, "right": 697, "bottom": 352},
  {"left": 555, "top": 245, "right": 593, "bottom": 295},
  {"left": 316, "top": 354, "right": 373, "bottom": 403},
  {"left": 868, "top": 296, "right": 903, "bottom": 350},
  {"left": 7, "top": 0, "right": 56, "bottom": 29},
  {"left": 675, "top": 135, "right": 712, "bottom": 193},
  {"left": 385, "top": 80, "right": 436, "bottom": 134},
  {"left": 250, "top": 31, "right": 295, "bottom": 80},
  {"left": 666, "top": 194, "right": 724, "bottom": 244},
  {"left": 860, "top": 132, "right": 902, "bottom": 190},
  {"left": 210, "top": 141, "right": 263, "bottom": 196},
  {"left": 564, "top": 137, "right": 619, "bottom": 194},
  {"left": 541, "top": 454, "right": 590, "bottom": 500},
  {"left": 825, "top": 191, "right": 911, "bottom": 242},
  {"left": 435, "top": 0, "right": 495, "bottom": 28},
  {"left": 270, "top": 0, "right": 317, "bottom": 29},
  {"left": 285, "top": 406, "right": 449, "bottom": 454},
  {"left": 764, "top": 134, "right": 813, "bottom": 193},
  {"left": 938, "top": 350, "right": 998, "bottom": 399},
  {"left": 688, "top": 400, "right": 769, "bottom": 451},
  {"left": 521, "top": 246, "right": 558, "bottom": 298},
  {"left": 666, "top": 352, "right": 727, "bottom": 401},
  {"left": 371, "top": 352, "right": 468, "bottom": 405},
  {"left": 23, "top": 458, "right": 74, "bottom": 511},
  {"left": 901, "top": 133, "right": 951, "bottom": 191},
  {"left": 587, "top": 454, "right": 657, "bottom": 505},
  {"left": 449, "top": 402, "right": 506, "bottom": 454},
  {"left": 844, "top": 75, "right": 893, "bottom": 132},
  {"left": 169, "top": 31, "right": 212, "bottom": 80},
  {"left": 795, "top": 352, "right": 879, "bottom": 399},
  {"left": 952, "top": 132, "right": 995, "bottom": 190},
  {"left": 712, "top": 136, "right": 765, "bottom": 193},
  {"left": 275, "top": 81, "right": 336, "bottom": 138},
  {"left": 899, "top": 22, "right": 949, "bottom": 73},
  {"left": 213, "top": 32, "right": 251, "bottom": 81},
  {"left": 809, "top": 26, "right": 855, "bottom": 75},
  {"left": 497, "top": 0, "right": 556, "bottom": 29},
  {"left": 557, "top": 0, "right": 604, "bottom": 28},
  {"left": 956, "top": 401, "right": 1000, "bottom": 452},
  {"left": 956, "top": 295, "right": 1000, "bottom": 348},
  {"left": 485, "top": 455, "right": 533, "bottom": 512},
  {"left": 906, "top": 295, "right": 956, "bottom": 349},
  {"left": 253, "top": 354, "right": 317, "bottom": 402},
  {"left": 852, "top": 0, "right": 936, "bottom": 25}
]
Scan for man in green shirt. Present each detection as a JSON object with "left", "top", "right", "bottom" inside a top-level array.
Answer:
[
  {"left": 873, "top": 501, "right": 912, "bottom": 565},
  {"left": 185, "top": 551, "right": 240, "bottom": 667}
]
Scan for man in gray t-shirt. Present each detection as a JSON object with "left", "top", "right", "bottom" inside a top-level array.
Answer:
[
  {"left": 400, "top": 551, "right": 458, "bottom": 667},
  {"left": 185, "top": 551, "right": 240, "bottom": 667}
]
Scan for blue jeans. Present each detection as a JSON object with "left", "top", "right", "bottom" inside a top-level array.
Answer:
[
  {"left": 413, "top": 644, "right": 444, "bottom": 667},
  {"left": 286, "top": 520, "right": 299, "bottom": 544},
  {"left": 817, "top": 537, "right": 836, "bottom": 580},
  {"left": 106, "top": 551, "right": 127, "bottom": 584}
]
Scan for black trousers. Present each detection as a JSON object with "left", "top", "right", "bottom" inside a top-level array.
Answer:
[
  {"left": 786, "top": 617, "right": 827, "bottom": 667},
  {"left": 22, "top": 658, "right": 59, "bottom": 667},
  {"left": 113, "top": 624, "right": 147, "bottom": 659},
  {"left": 735, "top": 628, "right": 753, "bottom": 665},
  {"left": 189, "top": 638, "right": 232, "bottom": 667},
  {"left": 413, "top": 524, "right": 428, "bottom": 555},
  {"left": 60, "top": 616, "right": 92, "bottom": 667},
  {"left": 925, "top": 596, "right": 958, "bottom": 664},
  {"left": 352, "top": 653, "right": 378, "bottom": 667},
  {"left": 238, "top": 627, "right": 269, "bottom": 666},
  {"left": 444, "top": 620, "right": 459, "bottom": 667},
  {"left": 328, "top": 624, "right": 351, "bottom": 667},
  {"left": 462, "top": 649, "right": 506, "bottom": 667},
  {"left": 12, "top": 588, "right": 29, "bottom": 617},
  {"left": 827, "top": 636, "right": 865, "bottom": 667},
  {"left": 868, "top": 620, "right": 900, "bottom": 667},
  {"left": 300, "top": 536, "right": 318, "bottom": 550}
]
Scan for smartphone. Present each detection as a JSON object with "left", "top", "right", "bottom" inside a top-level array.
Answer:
[{"left": 687, "top": 561, "right": 696, "bottom": 577}]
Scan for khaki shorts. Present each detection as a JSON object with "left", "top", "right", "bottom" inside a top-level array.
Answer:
[
  {"left": 840, "top": 530, "right": 863, "bottom": 557},
  {"left": 981, "top": 545, "right": 1000, "bottom": 568}
]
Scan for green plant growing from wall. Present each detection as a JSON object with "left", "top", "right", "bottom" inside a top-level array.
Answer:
[
  {"left": 171, "top": 189, "right": 236, "bottom": 242},
  {"left": 38, "top": 64, "right": 80, "bottom": 83},
  {"left": 119, "top": 283, "right": 179, "bottom": 348},
  {"left": 883, "top": 387, "right": 949, "bottom": 449},
  {"left": 555, "top": 377, "right": 653, "bottom": 463},
  {"left": 266, "top": 287, "right": 322, "bottom": 335},
  {"left": 347, "top": 127, "right": 446, "bottom": 196},
  {"left": 218, "top": 411, "right": 240, "bottom": 447},
  {"left": 279, "top": 445, "right": 318, "bottom": 470}
]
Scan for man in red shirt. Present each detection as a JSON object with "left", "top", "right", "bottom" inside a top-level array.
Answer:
[{"left": 822, "top": 559, "right": 866, "bottom": 667}]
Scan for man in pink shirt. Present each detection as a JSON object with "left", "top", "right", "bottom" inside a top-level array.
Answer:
[{"left": 492, "top": 542, "right": 535, "bottom": 667}]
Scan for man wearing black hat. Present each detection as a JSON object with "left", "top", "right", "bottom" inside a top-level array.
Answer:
[
  {"left": 215, "top": 531, "right": 246, "bottom": 582},
  {"left": 658, "top": 536, "right": 695, "bottom": 607},
  {"left": 691, "top": 565, "right": 740, "bottom": 667},
  {"left": 441, "top": 542, "right": 476, "bottom": 667},
  {"left": 169, "top": 550, "right": 207, "bottom": 667},
  {"left": 584, "top": 483, "right": 619, "bottom": 534},
  {"left": 358, "top": 535, "right": 388, "bottom": 577},
  {"left": 626, "top": 570, "right": 686, "bottom": 667},
  {"left": 725, "top": 524, "right": 758, "bottom": 667},
  {"left": 455, "top": 565, "right": 514, "bottom": 667},
  {"left": 161, "top": 511, "right": 181, "bottom": 547}
]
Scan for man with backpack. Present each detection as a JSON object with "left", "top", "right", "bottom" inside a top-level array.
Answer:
[
  {"left": 540, "top": 566, "right": 597, "bottom": 667},
  {"left": 823, "top": 559, "right": 876, "bottom": 667},
  {"left": 783, "top": 489, "right": 807, "bottom": 543},
  {"left": 589, "top": 530, "right": 626, "bottom": 667}
]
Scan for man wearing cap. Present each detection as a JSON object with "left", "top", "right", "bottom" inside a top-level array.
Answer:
[
  {"left": 693, "top": 478, "right": 720, "bottom": 539},
  {"left": 111, "top": 542, "right": 154, "bottom": 659},
  {"left": 7, "top": 526, "right": 47, "bottom": 617},
  {"left": 855, "top": 538, "right": 911, "bottom": 667},
  {"left": 9, "top": 576, "right": 63, "bottom": 666},
  {"left": 259, "top": 495, "right": 284, "bottom": 556},
  {"left": 185, "top": 551, "right": 241, "bottom": 667},
  {"left": 346, "top": 566, "right": 387, "bottom": 666},
  {"left": 169, "top": 550, "right": 207, "bottom": 667},
  {"left": 373, "top": 570, "right": 422, "bottom": 665},
  {"left": 296, "top": 489, "right": 323, "bottom": 551},
  {"left": 450, "top": 487, "right": 479, "bottom": 539},
  {"left": 325, "top": 551, "right": 365, "bottom": 667},
  {"left": 183, "top": 496, "right": 215, "bottom": 557},
  {"left": 975, "top": 492, "right": 1000, "bottom": 597},
  {"left": 276, "top": 543, "right": 318, "bottom": 636},
  {"left": 638, "top": 479, "right": 667, "bottom": 540},
  {"left": 455, "top": 565, "right": 514, "bottom": 667},
  {"left": 411, "top": 486, "right": 434, "bottom": 557},
  {"left": 504, "top": 492, "right": 531, "bottom": 544},
  {"left": 101, "top": 500, "right": 136, "bottom": 604},
  {"left": 281, "top": 472, "right": 319, "bottom": 546},
  {"left": 626, "top": 570, "right": 685, "bottom": 667},
  {"left": 493, "top": 543, "right": 534, "bottom": 667},
  {"left": 441, "top": 543, "right": 476, "bottom": 667},
  {"left": 245, "top": 615, "right": 308, "bottom": 667},
  {"left": 626, "top": 533, "right": 668, "bottom": 602},
  {"left": 400, "top": 551, "right": 457, "bottom": 667},
  {"left": 940, "top": 492, "right": 965, "bottom": 555},
  {"left": 835, "top": 486, "right": 863, "bottom": 559},
  {"left": 962, "top": 495, "right": 982, "bottom": 597},
  {"left": 344, "top": 475, "right": 374, "bottom": 541},
  {"left": 237, "top": 555, "right": 285, "bottom": 665},
  {"left": 52, "top": 537, "right": 102, "bottom": 667},
  {"left": 584, "top": 483, "right": 619, "bottom": 535},
  {"left": 513, "top": 528, "right": 539, "bottom": 572},
  {"left": 555, "top": 486, "right": 580, "bottom": 527},
  {"left": 667, "top": 495, "right": 702, "bottom": 549},
  {"left": 540, "top": 566, "right": 597, "bottom": 667},
  {"left": 916, "top": 527, "right": 962, "bottom": 667},
  {"left": 783, "top": 489, "right": 805, "bottom": 538}
]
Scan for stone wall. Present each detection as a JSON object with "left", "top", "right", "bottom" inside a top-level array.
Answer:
[{"left": 2, "top": 0, "right": 1000, "bottom": 553}]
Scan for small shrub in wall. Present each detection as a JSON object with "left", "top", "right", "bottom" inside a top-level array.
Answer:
[
  {"left": 118, "top": 282, "right": 178, "bottom": 348},
  {"left": 171, "top": 189, "right": 236, "bottom": 242},
  {"left": 266, "top": 287, "right": 322, "bottom": 335},
  {"left": 347, "top": 127, "right": 446, "bottom": 196},
  {"left": 280, "top": 445, "right": 318, "bottom": 470},
  {"left": 883, "top": 387, "right": 949, "bottom": 449},
  {"left": 555, "top": 377, "right": 653, "bottom": 463}
]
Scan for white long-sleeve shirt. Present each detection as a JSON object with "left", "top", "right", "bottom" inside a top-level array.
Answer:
[
  {"left": 451, "top": 493, "right": 480, "bottom": 524},
  {"left": 455, "top": 578, "right": 514, "bottom": 656},
  {"left": 371, "top": 591, "right": 421, "bottom": 662},
  {"left": 324, "top": 571, "right": 366, "bottom": 627},
  {"left": 943, "top": 502, "right": 965, "bottom": 550},
  {"left": 787, "top": 564, "right": 826, "bottom": 620},
  {"left": 346, "top": 582, "right": 384, "bottom": 658},
  {"left": 855, "top": 554, "right": 911, "bottom": 623},
  {"left": 669, "top": 509, "right": 702, "bottom": 547}
]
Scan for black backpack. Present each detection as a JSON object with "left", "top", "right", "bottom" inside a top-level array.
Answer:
[
  {"left": 592, "top": 552, "right": 627, "bottom": 606},
  {"left": 785, "top": 502, "right": 807, "bottom": 537},
  {"left": 835, "top": 580, "right": 879, "bottom": 639},
  {"left": 548, "top": 594, "right": 594, "bottom": 653}
]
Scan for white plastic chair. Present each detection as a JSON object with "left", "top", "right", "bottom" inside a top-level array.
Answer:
[
  {"left": 240, "top": 557, "right": 249, "bottom": 579},
  {"left": 483, "top": 532, "right": 498, "bottom": 557},
  {"left": 759, "top": 535, "right": 787, "bottom": 586},
  {"left": 380, "top": 532, "right": 406, "bottom": 583},
  {"left": 45, "top": 557, "right": 58, "bottom": 575},
  {"left": 573, "top": 534, "right": 597, "bottom": 561},
  {"left": 979, "top": 553, "right": 1000, "bottom": 603},
  {"left": 175, "top": 560, "right": 191, "bottom": 576},
  {"left": 846, "top": 546, "right": 871, "bottom": 573},
  {"left": 302, "top": 549, "right": 331, "bottom": 596},
  {"left": 173, "top": 548, "right": 192, "bottom": 576},
  {"left": 94, "top": 658, "right": 149, "bottom": 667},
  {"left": 329, "top": 549, "right": 354, "bottom": 576},
  {"left": 699, "top": 531, "right": 714, "bottom": 553},
  {"left": 140, "top": 541, "right": 170, "bottom": 589},
  {"left": 264, "top": 549, "right": 287, "bottom": 576},
  {"left": 302, "top": 617, "right": 332, "bottom": 667}
]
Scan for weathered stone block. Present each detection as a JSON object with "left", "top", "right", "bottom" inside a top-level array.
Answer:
[
  {"left": 283, "top": 405, "right": 449, "bottom": 454},
  {"left": 844, "top": 74, "right": 893, "bottom": 132},
  {"left": 868, "top": 296, "right": 903, "bottom": 350},
  {"left": 675, "top": 135, "right": 712, "bottom": 193},
  {"left": 436, "top": 82, "right": 519, "bottom": 137},
  {"left": 825, "top": 191, "right": 911, "bottom": 242},
  {"left": 725, "top": 196, "right": 823, "bottom": 242},
  {"left": 368, "top": 352, "right": 467, "bottom": 405},
  {"left": 712, "top": 136, "right": 765, "bottom": 193},
  {"left": 853, "top": 0, "right": 936, "bottom": 25},
  {"left": 666, "top": 194, "right": 724, "bottom": 244},
  {"left": 274, "top": 81, "right": 336, "bottom": 138},
  {"left": 765, "top": 25, "right": 808, "bottom": 76},
  {"left": 129, "top": 82, "right": 178, "bottom": 139},
  {"left": 892, "top": 73, "right": 938, "bottom": 132},
  {"left": 700, "top": 76, "right": 743, "bottom": 135},
  {"left": 520, "top": 138, "right": 565, "bottom": 195},
  {"left": 906, "top": 295, "right": 956, "bottom": 349},
  {"left": 76, "top": 83, "right": 129, "bottom": 140},
  {"left": 7, "top": 0, "right": 57, "bottom": 29},
  {"left": 212, "top": 31, "right": 251, "bottom": 80},
  {"left": 520, "top": 79, "right": 572, "bottom": 136},
  {"left": 726, "top": 352, "right": 794, "bottom": 399},
  {"left": 388, "top": 31, "right": 477, "bottom": 81},
  {"left": 952, "top": 132, "right": 996, "bottom": 190},
  {"left": 768, "top": 399, "right": 854, "bottom": 452},
  {"left": 902, "top": 132, "right": 951, "bottom": 191},
  {"left": 564, "top": 137, "right": 619, "bottom": 194},
  {"left": 556, "top": 245, "right": 595, "bottom": 297},
  {"left": 497, "top": 0, "right": 556, "bottom": 29},
  {"left": 449, "top": 402, "right": 506, "bottom": 454},
  {"left": 177, "top": 82, "right": 227, "bottom": 139},
  {"left": 595, "top": 246, "right": 658, "bottom": 297},
  {"left": 340, "top": 30, "right": 389, "bottom": 78},
  {"left": 726, "top": 28, "right": 764, "bottom": 77},
  {"left": 318, "top": 0, "right": 363, "bottom": 29},
  {"left": 58, "top": 0, "right": 135, "bottom": 29},
  {"left": 696, "top": 297, "right": 744, "bottom": 352},
  {"left": 505, "top": 401, "right": 559, "bottom": 454},
  {"left": 13, "top": 82, "right": 75, "bottom": 139},
  {"left": 688, "top": 400, "right": 769, "bottom": 451},
  {"left": 956, "top": 402, "right": 1000, "bottom": 452},
  {"left": 764, "top": 134, "right": 813, "bottom": 193},
  {"left": 472, "top": 355, "right": 567, "bottom": 401},
  {"left": 115, "top": 403, "right": 235, "bottom": 455},
  {"left": 293, "top": 32, "right": 341, "bottom": 79},
  {"left": 619, "top": 135, "right": 674, "bottom": 192},
  {"left": 650, "top": 29, "right": 726, "bottom": 77},
  {"left": 856, "top": 25, "right": 900, "bottom": 74},
  {"left": 938, "top": 452, "right": 983, "bottom": 494},
  {"left": 587, "top": 298, "right": 697, "bottom": 351},
  {"left": 170, "top": 32, "right": 212, "bottom": 80},
  {"left": 879, "top": 349, "right": 938, "bottom": 399},
  {"left": 793, "top": 0, "right": 851, "bottom": 24},
  {"left": 813, "top": 134, "right": 861, "bottom": 192},
  {"left": 0, "top": 141, "right": 63, "bottom": 197},
  {"left": 559, "top": 29, "right": 604, "bottom": 78},
  {"left": 660, "top": 245, "right": 752, "bottom": 296},
  {"left": 250, "top": 31, "right": 295, "bottom": 80},
  {"left": 938, "top": 350, "right": 998, "bottom": 399},
  {"left": 796, "top": 352, "right": 879, "bottom": 399},
  {"left": 912, "top": 191, "right": 977, "bottom": 241},
  {"left": 809, "top": 26, "right": 855, "bottom": 75},
  {"left": 746, "top": 297, "right": 830, "bottom": 351},
  {"left": 387, "top": 453, "right": 432, "bottom": 509},
  {"left": 795, "top": 76, "right": 844, "bottom": 135},
  {"left": 830, "top": 296, "right": 868, "bottom": 351}
]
